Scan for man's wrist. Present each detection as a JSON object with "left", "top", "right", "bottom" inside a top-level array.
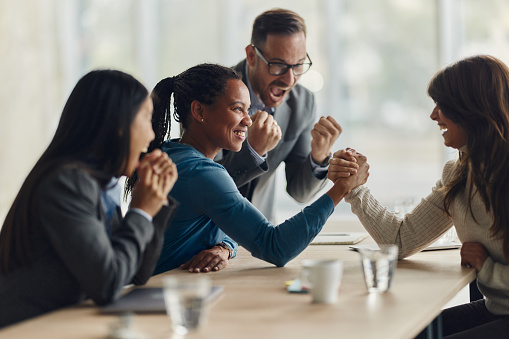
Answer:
[
  {"left": 312, "top": 152, "right": 332, "bottom": 167},
  {"left": 247, "top": 140, "right": 267, "bottom": 166}
]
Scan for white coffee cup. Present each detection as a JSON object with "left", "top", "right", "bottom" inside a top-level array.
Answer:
[{"left": 300, "top": 259, "right": 343, "bottom": 303}]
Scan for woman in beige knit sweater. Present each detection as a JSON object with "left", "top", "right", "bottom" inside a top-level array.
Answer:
[{"left": 329, "top": 55, "right": 509, "bottom": 338}]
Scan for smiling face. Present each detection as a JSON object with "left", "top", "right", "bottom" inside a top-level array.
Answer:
[
  {"left": 247, "top": 32, "right": 307, "bottom": 108},
  {"left": 201, "top": 79, "right": 251, "bottom": 154},
  {"left": 125, "top": 96, "right": 155, "bottom": 176},
  {"left": 430, "top": 105, "right": 468, "bottom": 149}
]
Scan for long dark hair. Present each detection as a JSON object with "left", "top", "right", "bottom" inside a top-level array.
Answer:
[
  {"left": 427, "top": 55, "right": 509, "bottom": 260},
  {"left": 124, "top": 63, "right": 241, "bottom": 195},
  {"left": 0, "top": 69, "right": 149, "bottom": 273}
]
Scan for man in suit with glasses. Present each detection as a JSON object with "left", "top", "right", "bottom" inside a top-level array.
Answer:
[{"left": 217, "top": 8, "right": 342, "bottom": 223}]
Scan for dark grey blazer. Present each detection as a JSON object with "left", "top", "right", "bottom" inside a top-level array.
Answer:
[
  {"left": 218, "top": 60, "right": 327, "bottom": 221},
  {"left": 0, "top": 166, "right": 176, "bottom": 328}
]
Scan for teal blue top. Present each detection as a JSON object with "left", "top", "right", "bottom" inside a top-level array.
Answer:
[{"left": 155, "top": 140, "right": 335, "bottom": 274}]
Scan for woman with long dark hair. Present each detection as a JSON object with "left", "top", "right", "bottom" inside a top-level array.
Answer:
[
  {"left": 0, "top": 69, "right": 178, "bottom": 328},
  {"left": 330, "top": 55, "right": 509, "bottom": 338}
]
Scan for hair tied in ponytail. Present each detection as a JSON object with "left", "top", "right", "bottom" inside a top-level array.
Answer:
[{"left": 155, "top": 76, "right": 175, "bottom": 97}]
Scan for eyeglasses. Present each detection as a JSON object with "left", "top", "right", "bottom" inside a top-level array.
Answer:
[{"left": 252, "top": 45, "right": 312, "bottom": 76}]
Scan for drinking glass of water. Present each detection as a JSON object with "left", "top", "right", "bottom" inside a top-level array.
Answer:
[
  {"left": 163, "top": 275, "right": 211, "bottom": 335},
  {"left": 358, "top": 244, "right": 399, "bottom": 293}
]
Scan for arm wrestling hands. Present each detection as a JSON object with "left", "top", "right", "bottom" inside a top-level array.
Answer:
[{"left": 325, "top": 148, "right": 370, "bottom": 205}]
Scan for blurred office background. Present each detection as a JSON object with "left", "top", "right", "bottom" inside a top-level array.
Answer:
[{"left": 1, "top": 0, "right": 509, "bottom": 224}]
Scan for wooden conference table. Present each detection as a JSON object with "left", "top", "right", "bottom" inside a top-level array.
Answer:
[{"left": 0, "top": 220, "right": 476, "bottom": 339}]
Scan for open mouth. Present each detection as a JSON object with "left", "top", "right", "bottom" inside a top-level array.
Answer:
[
  {"left": 269, "top": 85, "right": 289, "bottom": 102},
  {"left": 439, "top": 125, "right": 448, "bottom": 134}
]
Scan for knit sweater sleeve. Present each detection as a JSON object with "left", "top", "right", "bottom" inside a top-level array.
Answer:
[{"left": 344, "top": 160, "right": 456, "bottom": 259}]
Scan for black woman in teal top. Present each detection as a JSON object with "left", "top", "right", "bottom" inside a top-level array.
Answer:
[{"left": 126, "top": 64, "right": 368, "bottom": 274}]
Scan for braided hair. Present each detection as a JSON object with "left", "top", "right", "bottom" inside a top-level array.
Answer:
[{"left": 124, "top": 63, "right": 241, "bottom": 196}]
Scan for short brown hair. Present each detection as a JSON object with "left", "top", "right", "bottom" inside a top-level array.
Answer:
[{"left": 251, "top": 8, "right": 306, "bottom": 48}]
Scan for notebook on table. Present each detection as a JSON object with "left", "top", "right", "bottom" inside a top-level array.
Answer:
[
  {"left": 310, "top": 232, "right": 368, "bottom": 245},
  {"left": 100, "top": 286, "right": 224, "bottom": 314}
]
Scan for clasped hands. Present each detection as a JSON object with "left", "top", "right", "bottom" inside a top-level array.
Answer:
[
  {"left": 328, "top": 148, "right": 370, "bottom": 194},
  {"left": 130, "top": 149, "right": 178, "bottom": 217}
]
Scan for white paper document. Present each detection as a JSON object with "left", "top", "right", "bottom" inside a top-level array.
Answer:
[{"left": 311, "top": 232, "right": 368, "bottom": 245}]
